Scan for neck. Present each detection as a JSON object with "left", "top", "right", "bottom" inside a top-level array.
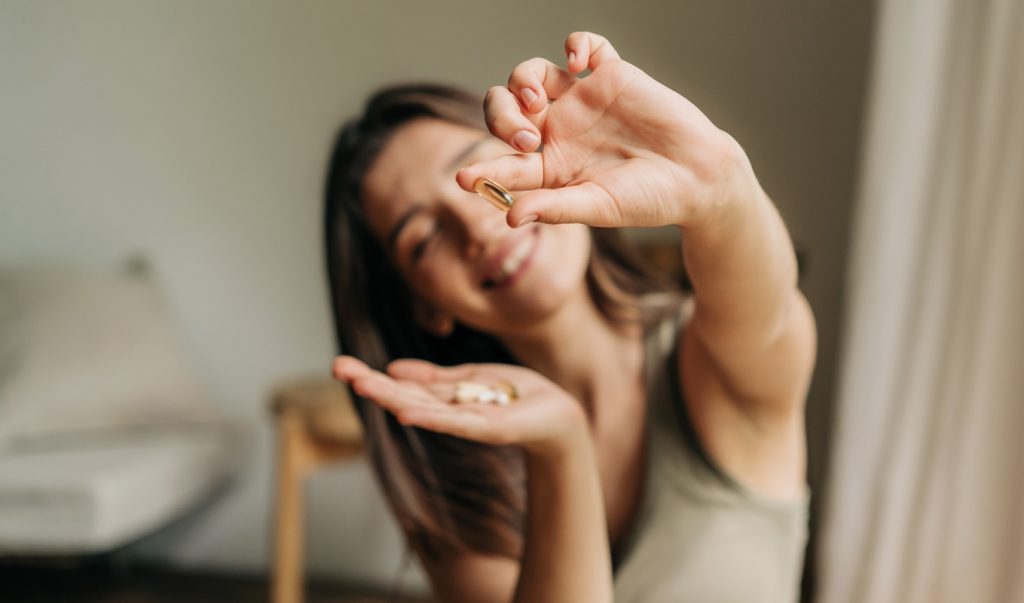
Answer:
[{"left": 499, "top": 288, "right": 645, "bottom": 421}]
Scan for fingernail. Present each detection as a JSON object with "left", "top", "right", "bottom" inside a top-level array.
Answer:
[
  {"left": 513, "top": 130, "right": 539, "bottom": 152},
  {"left": 516, "top": 214, "right": 539, "bottom": 228},
  {"left": 521, "top": 87, "right": 538, "bottom": 109},
  {"left": 568, "top": 51, "right": 576, "bottom": 67}
]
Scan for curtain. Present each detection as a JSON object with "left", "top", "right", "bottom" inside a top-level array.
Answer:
[{"left": 818, "top": 0, "right": 1024, "bottom": 600}]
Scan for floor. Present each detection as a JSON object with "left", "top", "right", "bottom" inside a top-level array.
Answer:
[{"left": 0, "top": 562, "right": 433, "bottom": 603}]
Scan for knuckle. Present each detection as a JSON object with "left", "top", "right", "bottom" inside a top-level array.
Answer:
[
  {"left": 491, "top": 113, "right": 522, "bottom": 135},
  {"left": 483, "top": 85, "right": 505, "bottom": 105},
  {"left": 484, "top": 109, "right": 499, "bottom": 130},
  {"left": 509, "top": 60, "right": 542, "bottom": 88},
  {"left": 527, "top": 56, "right": 548, "bottom": 69},
  {"left": 484, "top": 105, "right": 512, "bottom": 129}
]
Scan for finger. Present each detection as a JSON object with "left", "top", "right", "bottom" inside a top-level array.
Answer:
[
  {"left": 423, "top": 382, "right": 456, "bottom": 399},
  {"left": 565, "top": 31, "right": 621, "bottom": 73},
  {"left": 396, "top": 406, "right": 514, "bottom": 445},
  {"left": 387, "top": 359, "right": 481, "bottom": 384},
  {"left": 396, "top": 379, "right": 455, "bottom": 405},
  {"left": 352, "top": 373, "right": 452, "bottom": 414},
  {"left": 332, "top": 355, "right": 375, "bottom": 383},
  {"left": 507, "top": 57, "right": 576, "bottom": 114},
  {"left": 507, "top": 181, "right": 618, "bottom": 228},
  {"left": 455, "top": 152, "right": 544, "bottom": 194},
  {"left": 484, "top": 85, "right": 542, "bottom": 153}
]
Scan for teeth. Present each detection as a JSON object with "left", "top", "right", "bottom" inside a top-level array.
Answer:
[{"left": 498, "top": 237, "right": 532, "bottom": 280}]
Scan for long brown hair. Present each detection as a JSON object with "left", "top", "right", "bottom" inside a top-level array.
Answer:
[{"left": 323, "top": 82, "right": 679, "bottom": 559}]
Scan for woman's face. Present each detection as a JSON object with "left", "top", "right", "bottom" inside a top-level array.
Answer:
[{"left": 361, "top": 117, "right": 591, "bottom": 337}]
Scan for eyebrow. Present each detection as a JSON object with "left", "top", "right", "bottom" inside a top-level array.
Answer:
[{"left": 385, "top": 136, "right": 489, "bottom": 252}]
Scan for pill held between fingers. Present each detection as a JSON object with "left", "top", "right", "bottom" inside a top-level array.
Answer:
[{"left": 473, "top": 178, "right": 516, "bottom": 212}]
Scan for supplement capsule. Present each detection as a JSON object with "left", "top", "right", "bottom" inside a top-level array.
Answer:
[
  {"left": 495, "top": 381, "right": 519, "bottom": 400},
  {"left": 473, "top": 178, "right": 516, "bottom": 212},
  {"left": 454, "top": 381, "right": 490, "bottom": 404}
]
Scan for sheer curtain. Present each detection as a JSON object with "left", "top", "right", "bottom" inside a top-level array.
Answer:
[{"left": 818, "top": 0, "right": 1024, "bottom": 600}]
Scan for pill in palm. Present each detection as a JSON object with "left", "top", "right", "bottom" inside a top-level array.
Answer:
[
  {"left": 453, "top": 380, "right": 520, "bottom": 405},
  {"left": 453, "top": 381, "right": 491, "bottom": 404}
]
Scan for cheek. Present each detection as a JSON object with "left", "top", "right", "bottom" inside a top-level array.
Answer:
[{"left": 408, "top": 251, "right": 476, "bottom": 307}]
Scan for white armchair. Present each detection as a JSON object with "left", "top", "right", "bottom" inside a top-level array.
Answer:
[{"left": 0, "top": 263, "right": 240, "bottom": 555}]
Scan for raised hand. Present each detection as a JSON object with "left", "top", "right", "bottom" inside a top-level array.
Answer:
[
  {"left": 333, "top": 356, "right": 588, "bottom": 458},
  {"left": 455, "top": 31, "right": 757, "bottom": 230}
]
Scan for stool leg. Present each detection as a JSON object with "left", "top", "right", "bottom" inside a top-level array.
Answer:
[{"left": 273, "top": 410, "right": 307, "bottom": 603}]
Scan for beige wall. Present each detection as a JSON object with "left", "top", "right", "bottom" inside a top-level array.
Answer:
[{"left": 0, "top": 0, "right": 874, "bottom": 589}]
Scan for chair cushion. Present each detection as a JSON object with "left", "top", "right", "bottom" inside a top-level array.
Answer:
[{"left": 0, "top": 425, "right": 239, "bottom": 554}]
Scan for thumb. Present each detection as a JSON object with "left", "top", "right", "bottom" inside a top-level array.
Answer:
[{"left": 507, "top": 182, "right": 616, "bottom": 228}]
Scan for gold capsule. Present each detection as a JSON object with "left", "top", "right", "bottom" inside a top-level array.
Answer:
[
  {"left": 473, "top": 178, "right": 516, "bottom": 212},
  {"left": 494, "top": 380, "right": 519, "bottom": 401}
]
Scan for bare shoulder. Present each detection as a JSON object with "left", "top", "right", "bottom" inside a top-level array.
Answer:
[
  {"left": 418, "top": 549, "right": 519, "bottom": 603},
  {"left": 676, "top": 292, "right": 815, "bottom": 500}
]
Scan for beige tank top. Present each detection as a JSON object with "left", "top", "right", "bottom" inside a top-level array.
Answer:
[{"left": 612, "top": 297, "right": 809, "bottom": 602}]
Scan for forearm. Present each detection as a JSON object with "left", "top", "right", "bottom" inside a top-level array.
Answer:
[
  {"left": 679, "top": 140, "right": 801, "bottom": 348},
  {"left": 513, "top": 426, "right": 612, "bottom": 603}
]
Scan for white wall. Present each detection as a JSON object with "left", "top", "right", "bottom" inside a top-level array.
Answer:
[{"left": 0, "top": 0, "right": 874, "bottom": 590}]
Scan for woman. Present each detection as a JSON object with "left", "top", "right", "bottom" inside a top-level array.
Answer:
[{"left": 326, "top": 32, "right": 815, "bottom": 602}]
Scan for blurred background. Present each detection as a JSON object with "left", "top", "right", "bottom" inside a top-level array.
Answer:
[{"left": 2, "top": 1, "right": 1020, "bottom": 602}]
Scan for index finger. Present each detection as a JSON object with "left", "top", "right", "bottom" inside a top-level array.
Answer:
[
  {"left": 387, "top": 359, "right": 481, "bottom": 383},
  {"left": 455, "top": 151, "right": 544, "bottom": 196},
  {"left": 332, "top": 355, "right": 376, "bottom": 383}
]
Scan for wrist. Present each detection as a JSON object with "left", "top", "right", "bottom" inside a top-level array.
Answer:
[
  {"left": 523, "top": 408, "right": 591, "bottom": 464},
  {"left": 674, "top": 132, "right": 764, "bottom": 231}
]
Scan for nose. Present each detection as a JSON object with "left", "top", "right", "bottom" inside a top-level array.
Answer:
[{"left": 450, "top": 191, "right": 512, "bottom": 260}]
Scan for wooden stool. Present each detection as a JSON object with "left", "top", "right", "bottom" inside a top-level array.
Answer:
[{"left": 270, "top": 377, "right": 363, "bottom": 603}]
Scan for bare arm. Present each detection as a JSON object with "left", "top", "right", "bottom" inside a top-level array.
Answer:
[
  {"left": 681, "top": 141, "right": 815, "bottom": 413},
  {"left": 420, "top": 425, "right": 611, "bottom": 603},
  {"left": 677, "top": 139, "right": 816, "bottom": 499},
  {"left": 333, "top": 358, "right": 612, "bottom": 603},
  {"left": 514, "top": 425, "right": 611, "bottom": 603}
]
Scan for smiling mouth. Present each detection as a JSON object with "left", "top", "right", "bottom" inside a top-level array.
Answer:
[{"left": 482, "top": 230, "right": 538, "bottom": 290}]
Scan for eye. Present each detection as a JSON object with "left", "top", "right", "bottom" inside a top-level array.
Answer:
[{"left": 410, "top": 222, "right": 440, "bottom": 263}]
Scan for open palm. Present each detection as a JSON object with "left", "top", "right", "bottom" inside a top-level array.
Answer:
[{"left": 333, "top": 356, "right": 586, "bottom": 455}]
